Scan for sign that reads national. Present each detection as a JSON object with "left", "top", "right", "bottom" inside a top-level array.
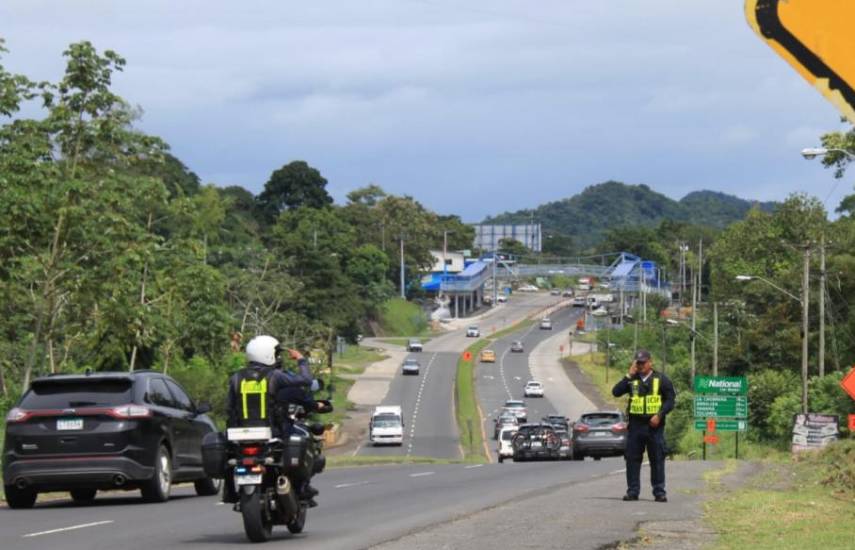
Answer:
[{"left": 694, "top": 376, "right": 748, "bottom": 395}]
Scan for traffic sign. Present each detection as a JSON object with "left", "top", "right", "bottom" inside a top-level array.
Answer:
[
  {"left": 704, "top": 434, "right": 720, "bottom": 445},
  {"left": 746, "top": 0, "right": 855, "bottom": 124},
  {"left": 840, "top": 366, "right": 855, "bottom": 401},
  {"left": 706, "top": 418, "right": 716, "bottom": 432},
  {"left": 695, "top": 375, "right": 748, "bottom": 395},
  {"left": 694, "top": 395, "right": 748, "bottom": 418},
  {"left": 695, "top": 419, "right": 747, "bottom": 432},
  {"left": 462, "top": 351, "right": 472, "bottom": 361},
  {"left": 849, "top": 414, "right": 855, "bottom": 432}
]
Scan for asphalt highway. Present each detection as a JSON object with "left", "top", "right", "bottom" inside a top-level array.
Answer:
[
  {"left": 0, "top": 458, "right": 623, "bottom": 550},
  {"left": 357, "top": 293, "right": 558, "bottom": 459}
]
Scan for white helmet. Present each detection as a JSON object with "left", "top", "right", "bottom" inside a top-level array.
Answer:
[{"left": 246, "top": 335, "right": 281, "bottom": 367}]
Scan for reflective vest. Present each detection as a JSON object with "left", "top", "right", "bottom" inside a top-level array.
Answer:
[
  {"left": 237, "top": 367, "right": 273, "bottom": 424},
  {"left": 628, "top": 375, "right": 662, "bottom": 416}
]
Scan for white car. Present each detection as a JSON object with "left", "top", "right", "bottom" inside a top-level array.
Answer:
[
  {"left": 466, "top": 326, "right": 480, "bottom": 337},
  {"left": 591, "top": 306, "right": 609, "bottom": 317},
  {"left": 572, "top": 296, "right": 587, "bottom": 307},
  {"left": 370, "top": 406, "right": 404, "bottom": 446},
  {"left": 524, "top": 381, "right": 545, "bottom": 398},
  {"left": 539, "top": 318, "right": 553, "bottom": 330},
  {"left": 497, "top": 295, "right": 508, "bottom": 303},
  {"left": 518, "top": 284, "right": 539, "bottom": 292},
  {"left": 497, "top": 426, "right": 518, "bottom": 463},
  {"left": 503, "top": 400, "right": 528, "bottom": 422},
  {"left": 407, "top": 338, "right": 423, "bottom": 352},
  {"left": 402, "top": 358, "right": 420, "bottom": 375}
]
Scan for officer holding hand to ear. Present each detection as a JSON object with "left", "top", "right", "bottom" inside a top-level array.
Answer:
[{"left": 611, "top": 349, "right": 676, "bottom": 503}]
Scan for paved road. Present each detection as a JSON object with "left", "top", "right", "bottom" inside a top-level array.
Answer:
[
  {"left": 0, "top": 459, "right": 624, "bottom": 550},
  {"left": 477, "top": 304, "right": 583, "bottom": 459},
  {"left": 357, "top": 293, "right": 559, "bottom": 459}
]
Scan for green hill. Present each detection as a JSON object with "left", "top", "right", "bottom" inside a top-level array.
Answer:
[{"left": 483, "top": 181, "right": 776, "bottom": 249}]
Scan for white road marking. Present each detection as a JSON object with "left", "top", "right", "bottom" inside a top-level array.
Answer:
[
  {"left": 409, "top": 471, "right": 435, "bottom": 478},
  {"left": 610, "top": 468, "right": 626, "bottom": 474},
  {"left": 23, "top": 520, "right": 114, "bottom": 538},
  {"left": 335, "top": 481, "right": 370, "bottom": 489},
  {"left": 406, "top": 353, "right": 437, "bottom": 457},
  {"left": 464, "top": 464, "right": 484, "bottom": 469}
]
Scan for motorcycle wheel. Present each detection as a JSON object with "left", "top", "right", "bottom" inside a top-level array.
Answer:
[
  {"left": 286, "top": 502, "right": 307, "bottom": 534},
  {"left": 240, "top": 487, "right": 273, "bottom": 542}
]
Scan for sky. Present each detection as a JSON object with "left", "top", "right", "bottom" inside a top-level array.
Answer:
[{"left": 1, "top": 0, "right": 850, "bottom": 221}]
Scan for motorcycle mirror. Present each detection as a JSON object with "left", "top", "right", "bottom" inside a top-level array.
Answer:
[{"left": 308, "top": 422, "right": 326, "bottom": 437}]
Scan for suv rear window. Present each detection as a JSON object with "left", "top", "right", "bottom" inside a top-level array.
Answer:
[
  {"left": 581, "top": 413, "right": 621, "bottom": 426},
  {"left": 21, "top": 379, "right": 133, "bottom": 409}
]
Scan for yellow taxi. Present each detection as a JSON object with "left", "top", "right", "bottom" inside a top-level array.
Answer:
[{"left": 480, "top": 349, "right": 496, "bottom": 363}]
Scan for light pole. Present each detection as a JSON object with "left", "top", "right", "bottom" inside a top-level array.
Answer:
[
  {"left": 801, "top": 147, "right": 855, "bottom": 161},
  {"left": 736, "top": 272, "right": 809, "bottom": 413},
  {"left": 399, "top": 235, "right": 406, "bottom": 299}
]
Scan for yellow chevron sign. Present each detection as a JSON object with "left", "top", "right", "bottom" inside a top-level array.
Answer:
[{"left": 746, "top": 0, "right": 855, "bottom": 124}]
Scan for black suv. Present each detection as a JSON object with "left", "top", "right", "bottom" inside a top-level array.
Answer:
[{"left": 3, "top": 371, "right": 220, "bottom": 508}]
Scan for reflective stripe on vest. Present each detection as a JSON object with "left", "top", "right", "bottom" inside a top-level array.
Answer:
[
  {"left": 240, "top": 377, "right": 268, "bottom": 420},
  {"left": 629, "top": 376, "right": 662, "bottom": 416}
]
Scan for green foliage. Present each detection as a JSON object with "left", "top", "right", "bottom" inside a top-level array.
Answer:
[
  {"left": 256, "top": 160, "right": 333, "bottom": 224},
  {"left": 377, "top": 298, "right": 429, "bottom": 337}
]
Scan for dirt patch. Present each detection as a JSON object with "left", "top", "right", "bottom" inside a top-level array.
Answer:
[{"left": 561, "top": 358, "right": 610, "bottom": 410}]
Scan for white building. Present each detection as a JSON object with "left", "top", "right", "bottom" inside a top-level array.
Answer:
[
  {"left": 472, "top": 224, "right": 542, "bottom": 252},
  {"left": 429, "top": 250, "right": 466, "bottom": 273}
]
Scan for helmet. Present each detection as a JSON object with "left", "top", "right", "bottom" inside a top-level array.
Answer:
[{"left": 245, "top": 335, "right": 281, "bottom": 367}]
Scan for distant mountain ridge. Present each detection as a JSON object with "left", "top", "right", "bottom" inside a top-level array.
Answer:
[{"left": 482, "top": 181, "right": 776, "bottom": 248}]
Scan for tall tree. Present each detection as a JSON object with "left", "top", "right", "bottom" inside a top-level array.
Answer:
[{"left": 256, "top": 161, "right": 333, "bottom": 224}]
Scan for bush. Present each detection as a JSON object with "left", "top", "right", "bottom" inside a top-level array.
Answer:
[
  {"left": 767, "top": 391, "right": 801, "bottom": 444},
  {"left": 748, "top": 369, "right": 798, "bottom": 440}
]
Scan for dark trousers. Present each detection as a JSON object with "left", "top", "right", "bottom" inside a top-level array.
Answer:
[{"left": 625, "top": 421, "right": 666, "bottom": 497}]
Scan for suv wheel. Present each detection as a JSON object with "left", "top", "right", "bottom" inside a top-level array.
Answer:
[
  {"left": 141, "top": 444, "right": 172, "bottom": 502},
  {"left": 70, "top": 488, "right": 97, "bottom": 503},
  {"left": 194, "top": 477, "right": 222, "bottom": 496},
  {"left": 4, "top": 485, "right": 37, "bottom": 509}
]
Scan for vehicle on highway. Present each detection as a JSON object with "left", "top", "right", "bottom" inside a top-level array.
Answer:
[
  {"left": 572, "top": 296, "right": 587, "bottom": 307},
  {"left": 401, "top": 358, "right": 420, "bottom": 375},
  {"left": 591, "top": 306, "right": 609, "bottom": 317},
  {"left": 577, "top": 283, "right": 591, "bottom": 291},
  {"left": 493, "top": 412, "right": 519, "bottom": 439},
  {"left": 510, "top": 423, "right": 562, "bottom": 462},
  {"left": 550, "top": 289, "right": 560, "bottom": 296},
  {"left": 518, "top": 284, "right": 539, "bottom": 292},
  {"left": 542, "top": 414, "right": 570, "bottom": 432},
  {"left": 480, "top": 349, "right": 496, "bottom": 363},
  {"left": 503, "top": 399, "right": 528, "bottom": 422},
  {"left": 587, "top": 296, "right": 600, "bottom": 309},
  {"left": 523, "top": 381, "right": 544, "bottom": 398},
  {"left": 212, "top": 400, "right": 334, "bottom": 542},
  {"left": 554, "top": 429, "right": 574, "bottom": 460},
  {"left": 510, "top": 340, "right": 524, "bottom": 353},
  {"left": 539, "top": 318, "right": 553, "bottom": 330},
  {"left": 497, "top": 426, "right": 518, "bottom": 463},
  {"left": 572, "top": 411, "right": 627, "bottom": 460},
  {"left": 3, "top": 371, "right": 220, "bottom": 509},
  {"left": 497, "top": 294, "right": 508, "bottom": 303},
  {"left": 407, "top": 338, "right": 423, "bottom": 352},
  {"left": 466, "top": 325, "right": 481, "bottom": 337},
  {"left": 369, "top": 406, "right": 404, "bottom": 446},
  {"left": 562, "top": 289, "right": 574, "bottom": 297}
]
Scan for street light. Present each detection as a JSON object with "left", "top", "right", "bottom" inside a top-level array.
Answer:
[
  {"left": 801, "top": 146, "right": 855, "bottom": 161},
  {"left": 736, "top": 273, "right": 809, "bottom": 413}
]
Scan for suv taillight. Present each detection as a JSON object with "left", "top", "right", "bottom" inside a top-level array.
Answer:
[
  {"left": 574, "top": 423, "right": 590, "bottom": 433},
  {"left": 611, "top": 422, "right": 627, "bottom": 433},
  {"left": 108, "top": 405, "right": 152, "bottom": 419},
  {"left": 5, "top": 408, "right": 31, "bottom": 423}
]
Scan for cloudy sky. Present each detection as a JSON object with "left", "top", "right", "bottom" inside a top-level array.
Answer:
[{"left": 1, "top": 0, "right": 849, "bottom": 220}]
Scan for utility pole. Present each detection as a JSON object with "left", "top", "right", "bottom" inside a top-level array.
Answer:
[
  {"left": 399, "top": 236, "right": 406, "bottom": 299},
  {"left": 691, "top": 239, "right": 702, "bottom": 385},
  {"left": 819, "top": 234, "right": 825, "bottom": 377},
  {"left": 801, "top": 245, "right": 810, "bottom": 414},
  {"left": 492, "top": 251, "right": 498, "bottom": 305},
  {"left": 713, "top": 301, "right": 719, "bottom": 376}
]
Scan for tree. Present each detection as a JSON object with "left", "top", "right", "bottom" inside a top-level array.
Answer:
[
  {"left": 498, "top": 238, "right": 528, "bottom": 257},
  {"left": 256, "top": 161, "right": 333, "bottom": 224}
]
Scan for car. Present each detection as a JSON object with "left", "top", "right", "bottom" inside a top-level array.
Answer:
[
  {"left": 480, "top": 349, "right": 496, "bottom": 363},
  {"left": 497, "top": 295, "right": 508, "bottom": 303},
  {"left": 497, "top": 426, "right": 518, "bottom": 463},
  {"left": 518, "top": 284, "right": 539, "bottom": 292},
  {"left": 591, "top": 306, "right": 609, "bottom": 317},
  {"left": 493, "top": 413, "right": 519, "bottom": 439},
  {"left": 503, "top": 399, "right": 528, "bottom": 422},
  {"left": 510, "top": 340, "right": 524, "bottom": 353},
  {"left": 3, "top": 371, "right": 220, "bottom": 508},
  {"left": 572, "top": 296, "right": 587, "bottom": 307},
  {"left": 369, "top": 406, "right": 404, "bottom": 446},
  {"left": 562, "top": 289, "right": 574, "bottom": 297},
  {"left": 550, "top": 289, "right": 560, "bottom": 296},
  {"left": 407, "top": 338, "right": 423, "bottom": 352},
  {"left": 510, "top": 423, "right": 562, "bottom": 462},
  {"left": 571, "top": 411, "right": 628, "bottom": 460},
  {"left": 539, "top": 318, "right": 553, "bottom": 330},
  {"left": 587, "top": 296, "right": 600, "bottom": 308},
  {"left": 542, "top": 414, "right": 570, "bottom": 432},
  {"left": 554, "top": 429, "right": 574, "bottom": 459},
  {"left": 466, "top": 326, "right": 481, "bottom": 338},
  {"left": 402, "top": 358, "right": 420, "bottom": 375},
  {"left": 523, "top": 381, "right": 544, "bottom": 398}
]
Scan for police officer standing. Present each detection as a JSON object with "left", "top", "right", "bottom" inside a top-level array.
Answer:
[{"left": 612, "top": 349, "right": 676, "bottom": 502}]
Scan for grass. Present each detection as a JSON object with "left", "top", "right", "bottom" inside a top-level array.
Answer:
[
  {"left": 705, "top": 440, "right": 855, "bottom": 549},
  {"left": 324, "top": 345, "right": 387, "bottom": 426},
  {"left": 377, "top": 298, "right": 434, "bottom": 337},
  {"left": 327, "top": 455, "right": 457, "bottom": 468},
  {"left": 456, "top": 338, "right": 492, "bottom": 463},
  {"left": 376, "top": 337, "right": 432, "bottom": 347},
  {"left": 489, "top": 319, "right": 534, "bottom": 340},
  {"left": 567, "top": 351, "right": 624, "bottom": 409}
]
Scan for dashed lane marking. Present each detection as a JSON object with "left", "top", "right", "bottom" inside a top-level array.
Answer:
[
  {"left": 406, "top": 353, "right": 437, "bottom": 457},
  {"left": 409, "top": 471, "right": 435, "bottom": 478},
  {"left": 23, "top": 521, "right": 114, "bottom": 538},
  {"left": 335, "top": 481, "right": 371, "bottom": 489},
  {"left": 464, "top": 464, "right": 484, "bottom": 469}
]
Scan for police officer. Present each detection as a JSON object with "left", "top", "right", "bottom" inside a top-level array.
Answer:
[{"left": 611, "top": 349, "right": 676, "bottom": 502}]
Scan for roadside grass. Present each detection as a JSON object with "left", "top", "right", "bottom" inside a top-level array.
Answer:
[
  {"left": 324, "top": 345, "right": 387, "bottom": 426},
  {"left": 327, "top": 455, "right": 457, "bottom": 468},
  {"left": 705, "top": 440, "right": 855, "bottom": 549},
  {"left": 488, "top": 319, "right": 534, "bottom": 341},
  {"left": 377, "top": 298, "right": 435, "bottom": 337},
  {"left": 456, "top": 338, "right": 492, "bottom": 463},
  {"left": 568, "top": 351, "right": 624, "bottom": 409},
  {"left": 376, "top": 337, "right": 432, "bottom": 347}
]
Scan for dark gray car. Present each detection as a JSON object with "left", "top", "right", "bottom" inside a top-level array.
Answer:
[{"left": 571, "top": 411, "right": 627, "bottom": 460}]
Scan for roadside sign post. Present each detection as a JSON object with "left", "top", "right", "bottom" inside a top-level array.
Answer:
[{"left": 694, "top": 376, "right": 748, "bottom": 459}]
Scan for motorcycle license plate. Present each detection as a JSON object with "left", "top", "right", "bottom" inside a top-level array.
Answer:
[{"left": 235, "top": 474, "right": 262, "bottom": 485}]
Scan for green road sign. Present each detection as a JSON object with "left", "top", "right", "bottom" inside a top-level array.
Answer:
[
  {"left": 694, "top": 419, "right": 747, "bottom": 432},
  {"left": 693, "top": 395, "right": 748, "bottom": 418},
  {"left": 694, "top": 375, "right": 748, "bottom": 395}
]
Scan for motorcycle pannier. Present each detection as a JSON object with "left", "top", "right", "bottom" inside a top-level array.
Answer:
[
  {"left": 201, "top": 431, "right": 228, "bottom": 478},
  {"left": 281, "top": 434, "right": 310, "bottom": 471}
]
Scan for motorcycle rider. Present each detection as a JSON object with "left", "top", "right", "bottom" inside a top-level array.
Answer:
[{"left": 225, "top": 335, "right": 323, "bottom": 504}]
